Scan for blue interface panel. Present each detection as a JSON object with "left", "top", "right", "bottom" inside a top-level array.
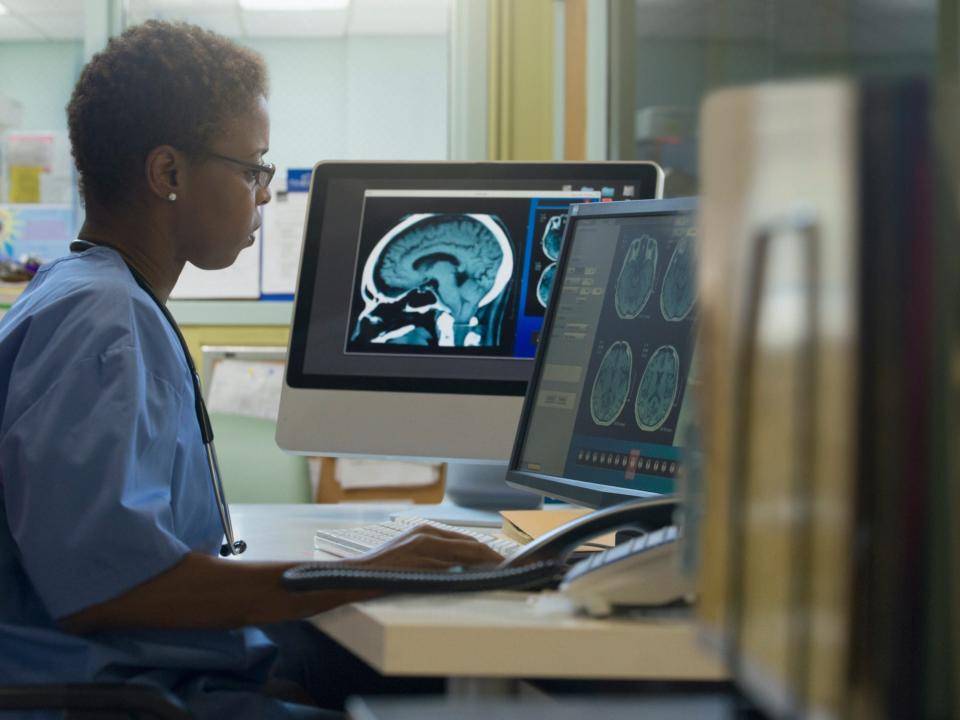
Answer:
[{"left": 516, "top": 202, "right": 697, "bottom": 496}]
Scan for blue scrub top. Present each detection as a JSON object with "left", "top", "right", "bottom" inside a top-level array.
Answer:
[{"left": 0, "top": 247, "right": 278, "bottom": 712}]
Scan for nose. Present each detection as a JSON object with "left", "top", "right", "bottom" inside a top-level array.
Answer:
[{"left": 256, "top": 184, "right": 272, "bottom": 206}]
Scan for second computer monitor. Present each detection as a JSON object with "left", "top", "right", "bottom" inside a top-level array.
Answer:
[
  {"left": 507, "top": 197, "right": 698, "bottom": 506},
  {"left": 278, "top": 161, "right": 664, "bottom": 461}
]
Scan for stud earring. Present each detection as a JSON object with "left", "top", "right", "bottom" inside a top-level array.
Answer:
[{"left": 167, "top": 192, "right": 177, "bottom": 202}]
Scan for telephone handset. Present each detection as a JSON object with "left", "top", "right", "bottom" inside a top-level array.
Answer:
[
  {"left": 281, "top": 496, "right": 680, "bottom": 601},
  {"left": 496, "top": 496, "right": 677, "bottom": 568}
]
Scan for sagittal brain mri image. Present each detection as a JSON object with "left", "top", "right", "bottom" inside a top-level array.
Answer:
[
  {"left": 541, "top": 213, "right": 567, "bottom": 262},
  {"left": 536, "top": 262, "right": 556, "bottom": 309},
  {"left": 660, "top": 236, "right": 696, "bottom": 321},
  {"left": 615, "top": 234, "right": 658, "bottom": 319},
  {"left": 352, "top": 213, "right": 514, "bottom": 347},
  {"left": 589, "top": 340, "right": 634, "bottom": 426},
  {"left": 635, "top": 345, "right": 680, "bottom": 431}
]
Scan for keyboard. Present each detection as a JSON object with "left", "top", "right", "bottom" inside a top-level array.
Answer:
[{"left": 314, "top": 517, "right": 523, "bottom": 559}]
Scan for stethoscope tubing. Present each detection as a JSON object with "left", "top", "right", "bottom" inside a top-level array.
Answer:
[{"left": 69, "top": 241, "right": 246, "bottom": 556}]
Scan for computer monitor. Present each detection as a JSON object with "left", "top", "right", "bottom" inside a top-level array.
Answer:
[
  {"left": 506, "top": 197, "right": 698, "bottom": 508},
  {"left": 277, "top": 162, "right": 664, "bottom": 469}
]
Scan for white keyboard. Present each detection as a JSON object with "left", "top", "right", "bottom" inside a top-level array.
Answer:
[{"left": 314, "top": 517, "right": 522, "bottom": 559}]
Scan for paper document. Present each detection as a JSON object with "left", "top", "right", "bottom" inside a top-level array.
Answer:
[
  {"left": 171, "top": 240, "right": 260, "bottom": 299},
  {"left": 0, "top": 204, "right": 77, "bottom": 262},
  {"left": 500, "top": 508, "right": 617, "bottom": 548},
  {"left": 261, "top": 190, "right": 308, "bottom": 295},
  {"left": 206, "top": 358, "right": 284, "bottom": 421},
  {"left": 335, "top": 459, "right": 440, "bottom": 490},
  {"left": 4, "top": 132, "right": 74, "bottom": 204}
]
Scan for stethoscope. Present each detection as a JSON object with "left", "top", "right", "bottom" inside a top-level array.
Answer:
[{"left": 70, "top": 240, "right": 247, "bottom": 556}]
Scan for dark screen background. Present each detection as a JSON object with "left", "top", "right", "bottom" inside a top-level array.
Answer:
[{"left": 287, "top": 164, "right": 661, "bottom": 393}]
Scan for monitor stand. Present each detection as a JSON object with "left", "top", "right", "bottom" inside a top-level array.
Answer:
[{"left": 392, "top": 462, "right": 542, "bottom": 527}]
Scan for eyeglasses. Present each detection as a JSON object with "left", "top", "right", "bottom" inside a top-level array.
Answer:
[{"left": 208, "top": 152, "right": 276, "bottom": 190}]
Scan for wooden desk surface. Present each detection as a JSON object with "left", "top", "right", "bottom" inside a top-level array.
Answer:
[
  {"left": 229, "top": 504, "right": 726, "bottom": 683},
  {"left": 312, "top": 591, "right": 726, "bottom": 681}
]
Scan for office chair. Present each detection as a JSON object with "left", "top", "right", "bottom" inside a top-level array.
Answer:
[{"left": 0, "top": 683, "right": 191, "bottom": 719}]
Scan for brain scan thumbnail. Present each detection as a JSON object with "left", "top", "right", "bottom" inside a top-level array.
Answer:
[
  {"left": 615, "top": 234, "right": 658, "bottom": 319},
  {"left": 351, "top": 213, "right": 514, "bottom": 348},
  {"left": 660, "top": 236, "right": 696, "bottom": 322},
  {"left": 634, "top": 345, "right": 680, "bottom": 431},
  {"left": 541, "top": 214, "right": 567, "bottom": 262},
  {"left": 589, "top": 340, "right": 634, "bottom": 426},
  {"left": 536, "top": 262, "right": 556, "bottom": 309}
]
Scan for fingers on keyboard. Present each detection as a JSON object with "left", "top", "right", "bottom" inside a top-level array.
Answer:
[
  {"left": 403, "top": 523, "right": 488, "bottom": 544},
  {"left": 369, "top": 531, "right": 504, "bottom": 569}
]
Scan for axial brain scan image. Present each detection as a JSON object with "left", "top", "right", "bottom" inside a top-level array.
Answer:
[
  {"left": 615, "top": 234, "right": 658, "bottom": 319},
  {"left": 541, "top": 213, "right": 567, "bottom": 262},
  {"left": 660, "top": 236, "right": 696, "bottom": 321},
  {"left": 635, "top": 344, "right": 680, "bottom": 431},
  {"left": 589, "top": 340, "right": 634, "bottom": 426},
  {"left": 351, "top": 213, "right": 514, "bottom": 348},
  {"left": 536, "top": 262, "right": 556, "bottom": 309}
]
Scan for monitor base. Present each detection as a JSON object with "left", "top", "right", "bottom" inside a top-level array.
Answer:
[
  {"left": 443, "top": 462, "right": 543, "bottom": 511},
  {"left": 390, "top": 463, "right": 543, "bottom": 528}
]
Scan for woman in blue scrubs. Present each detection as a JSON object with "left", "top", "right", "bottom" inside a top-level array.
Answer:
[{"left": 0, "top": 20, "right": 500, "bottom": 719}]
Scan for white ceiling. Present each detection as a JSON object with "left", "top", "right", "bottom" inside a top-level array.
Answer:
[{"left": 0, "top": 0, "right": 451, "bottom": 41}]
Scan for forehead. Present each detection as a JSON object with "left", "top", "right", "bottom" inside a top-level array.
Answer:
[{"left": 214, "top": 95, "right": 269, "bottom": 154}]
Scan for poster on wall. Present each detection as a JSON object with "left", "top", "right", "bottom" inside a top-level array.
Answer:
[{"left": 0, "top": 204, "right": 78, "bottom": 263}]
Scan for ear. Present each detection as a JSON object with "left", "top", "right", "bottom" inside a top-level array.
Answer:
[{"left": 144, "top": 145, "right": 184, "bottom": 202}]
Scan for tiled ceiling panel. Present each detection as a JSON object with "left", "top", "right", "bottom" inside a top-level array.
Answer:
[
  {"left": 0, "top": 0, "right": 450, "bottom": 40},
  {"left": 240, "top": 7, "right": 349, "bottom": 37},
  {"left": 0, "top": 13, "right": 41, "bottom": 41},
  {"left": 348, "top": 0, "right": 449, "bottom": 35},
  {"left": 2, "top": 0, "right": 85, "bottom": 14},
  {"left": 127, "top": 7, "right": 244, "bottom": 36},
  {"left": 18, "top": 13, "right": 85, "bottom": 40}
]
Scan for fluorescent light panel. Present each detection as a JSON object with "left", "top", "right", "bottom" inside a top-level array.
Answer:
[
  {"left": 238, "top": 0, "right": 350, "bottom": 10},
  {"left": 0, "top": 3, "right": 8, "bottom": 16}
]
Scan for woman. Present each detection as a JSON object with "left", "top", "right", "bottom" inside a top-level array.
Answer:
[{"left": 0, "top": 20, "right": 500, "bottom": 718}]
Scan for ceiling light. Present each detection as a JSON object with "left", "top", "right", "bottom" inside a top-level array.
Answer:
[
  {"left": 238, "top": 0, "right": 350, "bottom": 10},
  {"left": 0, "top": 3, "right": 8, "bottom": 16}
]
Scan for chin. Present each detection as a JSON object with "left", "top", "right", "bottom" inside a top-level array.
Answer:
[{"left": 196, "top": 251, "right": 244, "bottom": 271}]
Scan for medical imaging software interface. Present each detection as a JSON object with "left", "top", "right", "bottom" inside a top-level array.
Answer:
[
  {"left": 298, "top": 173, "right": 651, "bottom": 390},
  {"left": 517, "top": 210, "right": 697, "bottom": 495},
  {"left": 346, "top": 190, "right": 594, "bottom": 360}
]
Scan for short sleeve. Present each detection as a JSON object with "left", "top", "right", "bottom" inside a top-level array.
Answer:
[{"left": 0, "top": 345, "right": 194, "bottom": 619}]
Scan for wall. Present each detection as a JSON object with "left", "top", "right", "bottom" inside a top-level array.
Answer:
[
  {"left": 0, "top": 34, "right": 448, "bottom": 174},
  {"left": 0, "top": 41, "right": 83, "bottom": 130},
  {"left": 239, "top": 35, "right": 448, "bottom": 177}
]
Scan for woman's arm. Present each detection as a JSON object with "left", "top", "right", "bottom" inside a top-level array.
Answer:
[{"left": 61, "top": 525, "right": 502, "bottom": 634}]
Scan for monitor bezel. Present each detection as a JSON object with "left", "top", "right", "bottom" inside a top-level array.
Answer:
[
  {"left": 505, "top": 196, "right": 698, "bottom": 508},
  {"left": 284, "top": 161, "right": 664, "bottom": 397}
]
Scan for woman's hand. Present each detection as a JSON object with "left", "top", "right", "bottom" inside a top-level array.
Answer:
[
  {"left": 61, "top": 526, "right": 504, "bottom": 634},
  {"left": 355, "top": 524, "right": 503, "bottom": 570}
]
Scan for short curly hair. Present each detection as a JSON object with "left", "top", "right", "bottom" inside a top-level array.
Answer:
[{"left": 67, "top": 20, "right": 268, "bottom": 208}]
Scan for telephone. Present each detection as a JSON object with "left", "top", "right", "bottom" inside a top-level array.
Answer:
[{"left": 282, "top": 496, "right": 690, "bottom": 612}]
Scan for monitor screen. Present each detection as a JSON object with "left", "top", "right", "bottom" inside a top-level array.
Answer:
[
  {"left": 507, "top": 197, "right": 698, "bottom": 505},
  {"left": 278, "top": 162, "right": 663, "bottom": 462}
]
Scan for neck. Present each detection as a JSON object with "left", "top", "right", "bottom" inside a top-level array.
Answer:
[{"left": 77, "top": 201, "right": 184, "bottom": 304}]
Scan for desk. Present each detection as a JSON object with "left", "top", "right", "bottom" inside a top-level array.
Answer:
[
  {"left": 314, "top": 592, "right": 725, "bottom": 685},
  {"left": 230, "top": 502, "right": 401, "bottom": 562},
  {"left": 230, "top": 504, "right": 727, "bottom": 693}
]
